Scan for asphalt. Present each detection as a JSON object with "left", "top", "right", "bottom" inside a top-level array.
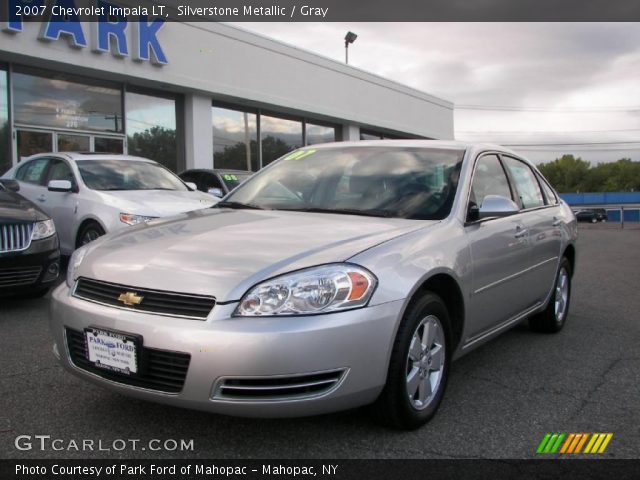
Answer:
[{"left": 1, "top": 227, "right": 638, "bottom": 459}]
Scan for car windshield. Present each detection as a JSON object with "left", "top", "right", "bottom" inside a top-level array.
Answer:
[
  {"left": 77, "top": 160, "right": 188, "bottom": 191},
  {"left": 220, "top": 172, "right": 251, "bottom": 191},
  {"left": 224, "top": 146, "right": 464, "bottom": 220}
]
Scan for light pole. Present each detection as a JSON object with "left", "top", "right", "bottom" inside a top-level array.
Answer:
[{"left": 344, "top": 31, "right": 357, "bottom": 64}]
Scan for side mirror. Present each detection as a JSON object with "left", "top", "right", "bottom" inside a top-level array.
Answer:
[
  {"left": 48, "top": 180, "right": 73, "bottom": 192},
  {"left": 478, "top": 195, "right": 520, "bottom": 219},
  {"left": 207, "top": 187, "right": 224, "bottom": 198},
  {"left": 0, "top": 179, "right": 20, "bottom": 192},
  {"left": 185, "top": 182, "right": 198, "bottom": 191}
]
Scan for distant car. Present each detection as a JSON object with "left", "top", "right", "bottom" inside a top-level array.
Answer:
[
  {"left": 0, "top": 179, "right": 60, "bottom": 297},
  {"left": 2, "top": 153, "right": 217, "bottom": 255},
  {"left": 178, "top": 169, "right": 252, "bottom": 198},
  {"left": 575, "top": 209, "right": 607, "bottom": 223},
  {"left": 52, "top": 141, "right": 577, "bottom": 429}
]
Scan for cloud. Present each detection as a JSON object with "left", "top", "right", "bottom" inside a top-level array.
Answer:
[{"left": 230, "top": 22, "right": 640, "bottom": 163}]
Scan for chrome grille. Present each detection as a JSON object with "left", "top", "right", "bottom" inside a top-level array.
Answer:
[
  {"left": 0, "top": 266, "right": 42, "bottom": 287},
  {"left": 0, "top": 223, "right": 34, "bottom": 253},
  {"left": 73, "top": 277, "right": 216, "bottom": 320},
  {"left": 213, "top": 369, "right": 348, "bottom": 401}
]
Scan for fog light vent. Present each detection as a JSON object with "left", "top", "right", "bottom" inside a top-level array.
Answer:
[{"left": 213, "top": 369, "right": 348, "bottom": 402}]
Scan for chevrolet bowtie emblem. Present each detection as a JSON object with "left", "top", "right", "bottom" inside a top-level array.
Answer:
[{"left": 118, "top": 292, "right": 144, "bottom": 306}]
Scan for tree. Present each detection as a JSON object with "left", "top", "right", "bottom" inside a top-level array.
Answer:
[
  {"left": 538, "top": 155, "right": 591, "bottom": 193},
  {"left": 213, "top": 135, "right": 297, "bottom": 171},
  {"left": 128, "top": 126, "right": 177, "bottom": 172}
]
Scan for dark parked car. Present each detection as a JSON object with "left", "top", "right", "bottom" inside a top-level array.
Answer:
[
  {"left": 575, "top": 209, "right": 608, "bottom": 223},
  {"left": 0, "top": 179, "right": 60, "bottom": 297},
  {"left": 179, "top": 169, "right": 252, "bottom": 198}
]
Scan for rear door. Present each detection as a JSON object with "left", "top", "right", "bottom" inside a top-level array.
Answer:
[
  {"left": 502, "top": 156, "right": 562, "bottom": 303},
  {"left": 464, "top": 153, "right": 534, "bottom": 337},
  {"left": 13, "top": 157, "right": 51, "bottom": 209}
]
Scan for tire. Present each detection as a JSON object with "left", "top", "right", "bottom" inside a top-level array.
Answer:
[
  {"left": 372, "top": 292, "right": 451, "bottom": 429},
  {"left": 76, "top": 222, "right": 105, "bottom": 248},
  {"left": 529, "top": 257, "right": 572, "bottom": 333}
]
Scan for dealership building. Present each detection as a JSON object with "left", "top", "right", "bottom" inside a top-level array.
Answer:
[{"left": 0, "top": 20, "right": 454, "bottom": 175}]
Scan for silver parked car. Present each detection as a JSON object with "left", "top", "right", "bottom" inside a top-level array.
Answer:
[
  {"left": 50, "top": 141, "right": 577, "bottom": 429},
  {"left": 2, "top": 153, "right": 217, "bottom": 255}
]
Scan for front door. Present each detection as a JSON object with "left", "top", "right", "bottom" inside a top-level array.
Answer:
[{"left": 464, "top": 154, "right": 534, "bottom": 339}]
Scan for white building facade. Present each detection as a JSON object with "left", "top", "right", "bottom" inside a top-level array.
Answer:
[{"left": 0, "top": 20, "right": 453, "bottom": 174}]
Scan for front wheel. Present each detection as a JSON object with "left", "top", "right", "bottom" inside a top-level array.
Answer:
[
  {"left": 529, "top": 257, "right": 572, "bottom": 333},
  {"left": 372, "top": 292, "right": 451, "bottom": 429},
  {"left": 76, "top": 222, "right": 105, "bottom": 248}
]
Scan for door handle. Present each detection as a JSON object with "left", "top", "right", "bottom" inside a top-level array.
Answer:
[
  {"left": 514, "top": 227, "right": 528, "bottom": 239},
  {"left": 37, "top": 195, "right": 46, "bottom": 203},
  {"left": 552, "top": 217, "right": 562, "bottom": 227}
]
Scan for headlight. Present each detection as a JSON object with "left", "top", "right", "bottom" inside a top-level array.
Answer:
[
  {"left": 66, "top": 246, "right": 88, "bottom": 288},
  {"left": 31, "top": 219, "right": 56, "bottom": 240},
  {"left": 119, "top": 213, "right": 157, "bottom": 226},
  {"left": 235, "top": 264, "right": 377, "bottom": 316}
]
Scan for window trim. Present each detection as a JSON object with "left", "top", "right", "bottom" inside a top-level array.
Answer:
[{"left": 464, "top": 151, "right": 517, "bottom": 225}]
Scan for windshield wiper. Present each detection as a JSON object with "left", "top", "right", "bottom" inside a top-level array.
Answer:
[
  {"left": 215, "top": 201, "right": 269, "bottom": 210},
  {"left": 278, "top": 207, "right": 393, "bottom": 218}
]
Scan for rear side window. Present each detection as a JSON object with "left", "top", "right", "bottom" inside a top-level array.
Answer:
[
  {"left": 470, "top": 154, "right": 512, "bottom": 207},
  {"left": 15, "top": 158, "right": 50, "bottom": 185},
  {"left": 537, "top": 174, "right": 558, "bottom": 205},
  {"left": 502, "top": 156, "right": 545, "bottom": 209}
]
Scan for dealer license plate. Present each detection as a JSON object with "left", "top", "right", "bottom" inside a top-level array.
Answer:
[{"left": 85, "top": 328, "right": 139, "bottom": 375}]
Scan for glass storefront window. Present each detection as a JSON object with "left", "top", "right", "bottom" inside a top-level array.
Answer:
[
  {"left": 95, "top": 137, "right": 124, "bottom": 154},
  {"left": 305, "top": 123, "right": 336, "bottom": 146},
  {"left": 260, "top": 114, "right": 302, "bottom": 166},
  {"left": 16, "top": 130, "right": 53, "bottom": 161},
  {"left": 58, "top": 134, "right": 90, "bottom": 152},
  {"left": 212, "top": 106, "right": 258, "bottom": 171},
  {"left": 0, "top": 68, "right": 9, "bottom": 175},
  {"left": 126, "top": 91, "right": 178, "bottom": 171},
  {"left": 13, "top": 66, "right": 122, "bottom": 133},
  {"left": 360, "top": 131, "right": 384, "bottom": 141}
]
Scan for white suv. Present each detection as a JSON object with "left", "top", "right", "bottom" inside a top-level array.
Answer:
[{"left": 2, "top": 153, "right": 217, "bottom": 255}]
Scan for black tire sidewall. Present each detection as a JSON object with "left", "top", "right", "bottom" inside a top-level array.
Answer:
[
  {"left": 386, "top": 293, "right": 452, "bottom": 428},
  {"left": 77, "top": 222, "right": 105, "bottom": 248}
]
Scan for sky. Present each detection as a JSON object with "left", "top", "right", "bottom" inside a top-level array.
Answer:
[{"left": 230, "top": 23, "right": 640, "bottom": 165}]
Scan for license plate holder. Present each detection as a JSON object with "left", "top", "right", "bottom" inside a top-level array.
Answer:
[{"left": 84, "top": 327, "right": 141, "bottom": 376}]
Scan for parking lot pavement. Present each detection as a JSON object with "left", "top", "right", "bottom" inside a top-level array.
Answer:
[{"left": 1, "top": 228, "right": 639, "bottom": 460}]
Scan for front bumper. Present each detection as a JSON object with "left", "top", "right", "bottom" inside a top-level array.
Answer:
[
  {"left": 50, "top": 282, "right": 404, "bottom": 417},
  {"left": 0, "top": 235, "right": 60, "bottom": 296}
]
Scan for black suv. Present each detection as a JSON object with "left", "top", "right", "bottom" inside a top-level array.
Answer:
[{"left": 0, "top": 179, "right": 60, "bottom": 297}]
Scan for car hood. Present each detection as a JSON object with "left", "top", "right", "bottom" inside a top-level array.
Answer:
[
  {"left": 79, "top": 208, "right": 433, "bottom": 302},
  {"left": 95, "top": 189, "right": 217, "bottom": 216},
  {"left": 0, "top": 190, "right": 48, "bottom": 223}
]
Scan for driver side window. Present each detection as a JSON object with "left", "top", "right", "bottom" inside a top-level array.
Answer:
[{"left": 470, "top": 154, "right": 513, "bottom": 208}]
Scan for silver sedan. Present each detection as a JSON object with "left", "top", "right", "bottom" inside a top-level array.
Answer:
[
  {"left": 50, "top": 141, "right": 577, "bottom": 429},
  {"left": 2, "top": 153, "right": 217, "bottom": 255}
]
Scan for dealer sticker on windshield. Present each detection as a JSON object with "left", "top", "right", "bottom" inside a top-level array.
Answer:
[{"left": 85, "top": 328, "right": 138, "bottom": 375}]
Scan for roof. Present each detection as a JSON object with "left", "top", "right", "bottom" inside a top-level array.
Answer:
[
  {"left": 26, "top": 152, "right": 156, "bottom": 163},
  {"left": 307, "top": 139, "right": 526, "bottom": 157}
]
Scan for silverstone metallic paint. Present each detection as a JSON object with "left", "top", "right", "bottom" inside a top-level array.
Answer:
[{"left": 49, "top": 141, "right": 578, "bottom": 417}]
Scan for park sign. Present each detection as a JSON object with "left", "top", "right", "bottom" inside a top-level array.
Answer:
[{"left": 1, "top": 0, "right": 168, "bottom": 65}]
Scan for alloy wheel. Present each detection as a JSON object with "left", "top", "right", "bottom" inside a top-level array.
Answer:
[{"left": 406, "top": 315, "right": 445, "bottom": 410}]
